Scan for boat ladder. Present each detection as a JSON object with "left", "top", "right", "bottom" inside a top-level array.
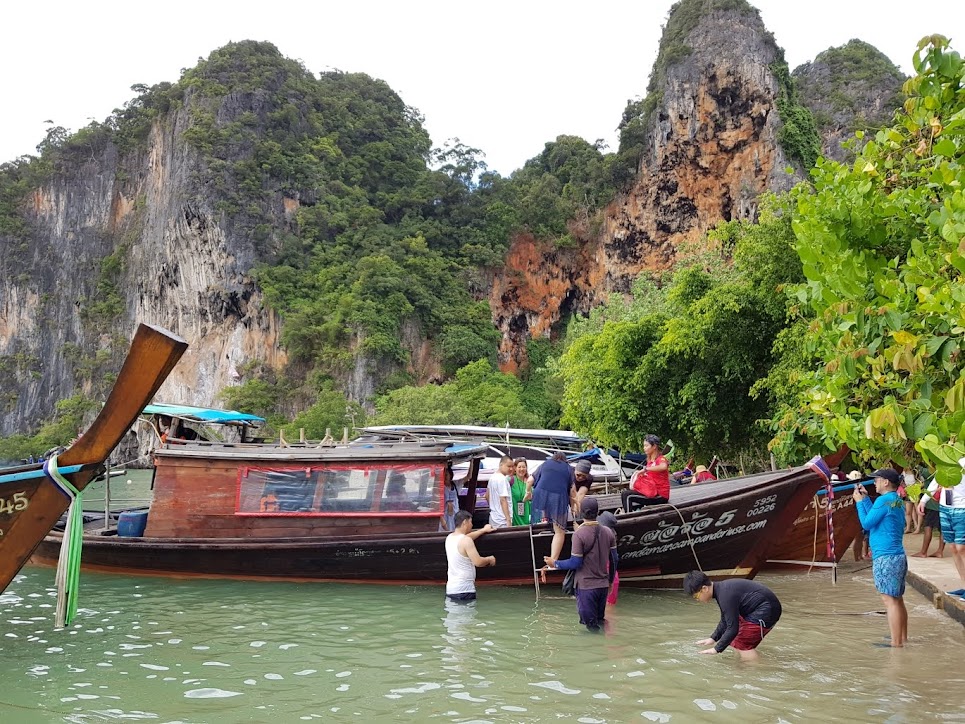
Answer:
[{"left": 527, "top": 524, "right": 574, "bottom": 601}]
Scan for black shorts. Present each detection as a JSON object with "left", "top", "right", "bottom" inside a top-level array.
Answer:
[
  {"left": 446, "top": 592, "right": 477, "bottom": 602},
  {"left": 924, "top": 508, "right": 941, "bottom": 530}
]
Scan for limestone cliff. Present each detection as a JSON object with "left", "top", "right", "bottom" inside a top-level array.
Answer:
[
  {"left": 793, "top": 40, "right": 906, "bottom": 163},
  {"left": 0, "top": 89, "right": 287, "bottom": 436},
  {"left": 490, "top": 0, "right": 805, "bottom": 369}
]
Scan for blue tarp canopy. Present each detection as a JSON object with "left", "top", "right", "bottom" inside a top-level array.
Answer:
[
  {"left": 142, "top": 403, "right": 265, "bottom": 425},
  {"left": 567, "top": 447, "right": 607, "bottom": 465}
]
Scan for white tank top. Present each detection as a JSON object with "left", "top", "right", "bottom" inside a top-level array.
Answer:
[{"left": 445, "top": 532, "right": 476, "bottom": 594}]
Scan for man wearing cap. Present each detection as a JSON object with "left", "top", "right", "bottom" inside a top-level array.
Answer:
[
  {"left": 543, "top": 497, "right": 618, "bottom": 631},
  {"left": 854, "top": 467, "right": 908, "bottom": 647},
  {"left": 573, "top": 460, "right": 593, "bottom": 513}
]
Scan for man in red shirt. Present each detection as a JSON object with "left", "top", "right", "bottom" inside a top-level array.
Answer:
[{"left": 621, "top": 434, "right": 670, "bottom": 512}]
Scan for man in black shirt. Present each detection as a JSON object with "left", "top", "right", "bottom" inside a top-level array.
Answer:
[{"left": 683, "top": 571, "right": 782, "bottom": 661}]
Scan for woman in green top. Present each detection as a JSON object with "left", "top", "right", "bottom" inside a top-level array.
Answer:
[{"left": 511, "top": 458, "right": 532, "bottom": 526}]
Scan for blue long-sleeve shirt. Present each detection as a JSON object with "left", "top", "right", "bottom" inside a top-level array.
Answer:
[{"left": 855, "top": 490, "right": 905, "bottom": 558}]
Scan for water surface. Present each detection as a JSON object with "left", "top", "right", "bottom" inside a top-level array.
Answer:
[{"left": 2, "top": 562, "right": 963, "bottom": 722}]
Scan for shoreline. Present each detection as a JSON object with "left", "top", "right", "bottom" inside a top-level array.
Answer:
[{"left": 902, "top": 531, "right": 965, "bottom": 627}]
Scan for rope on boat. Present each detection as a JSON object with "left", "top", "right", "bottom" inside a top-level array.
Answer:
[
  {"left": 824, "top": 481, "right": 838, "bottom": 584},
  {"left": 666, "top": 501, "right": 704, "bottom": 572},
  {"left": 808, "top": 494, "right": 820, "bottom": 574},
  {"left": 43, "top": 454, "right": 84, "bottom": 628}
]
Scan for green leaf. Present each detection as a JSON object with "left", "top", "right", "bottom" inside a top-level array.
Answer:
[
  {"left": 935, "top": 463, "right": 963, "bottom": 487},
  {"left": 933, "top": 139, "right": 957, "bottom": 157}
]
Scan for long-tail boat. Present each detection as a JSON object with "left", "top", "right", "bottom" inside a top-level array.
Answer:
[
  {"left": 31, "top": 429, "right": 827, "bottom": 587},
  {"left": 765, "top": 478, "right": 864, "bottom": 569},
  {"left": 0, "top": 324, "right": 187, "bottom": 593}
]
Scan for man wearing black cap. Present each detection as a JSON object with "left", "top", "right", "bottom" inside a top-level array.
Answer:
[
  {"left": 854, "top": 467, "right": 908, "bottom": 647},
  {"left": 543, "top": 497, "right": 618, "bottom": 631},
  {"left": 573, "top": 460, "right": 593, "bottom": 514}
]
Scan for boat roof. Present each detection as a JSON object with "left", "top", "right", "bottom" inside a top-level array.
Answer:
[
  {"left": 154, "top": 440, "right": 490, "bottom": 462},
  {"left": 143, "top": 403, "right": 266, "bottom": 426},
  {"left": 360, "top": 424, "right": 586, "bottom": 443}
]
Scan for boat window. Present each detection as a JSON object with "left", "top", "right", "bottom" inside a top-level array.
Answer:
[{"left": 236, "top": 463, "right": 443, "bottom": 516}]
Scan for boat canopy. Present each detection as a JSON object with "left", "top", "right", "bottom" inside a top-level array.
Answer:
[
  {"left": 360, "top": 424, "right": 586, "bottom": 445},
  {"left": 142, "top": 403, "right": 265, "bottom": 426}
]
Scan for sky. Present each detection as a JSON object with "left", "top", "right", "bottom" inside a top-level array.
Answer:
[{"left": 2, "top": 1, "right": 963, "bottom": 176}]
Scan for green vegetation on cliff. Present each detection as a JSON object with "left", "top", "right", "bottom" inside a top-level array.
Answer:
[{"left": 794, "top": 39, "right": 906, "bottom": 148}]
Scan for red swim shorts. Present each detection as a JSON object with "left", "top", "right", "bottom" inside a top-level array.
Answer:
[{"left": 730, "top": 615, "right": 773, "bottom": 651}]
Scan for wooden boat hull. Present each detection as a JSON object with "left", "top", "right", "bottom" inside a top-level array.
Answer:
[
  {"left": 765, "top": 481, "right": 862, "bottom": 568},
  {"left": 0, "top": 324, "right": 187, "bottom": 593},
  {"left": 32, "top": 467, "right": 822, "bottom": 588}
]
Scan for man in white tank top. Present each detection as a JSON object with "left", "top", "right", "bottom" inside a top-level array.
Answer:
[{"left": 446, "top": 510, "right": 496, "bottom": 602}]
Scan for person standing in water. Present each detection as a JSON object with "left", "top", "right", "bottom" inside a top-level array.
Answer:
[
  {"left": 445, "top": 511, "right": 495, "bottom": 602},
  {"left": 854, "top": 468, "right": 908, "bottom": 646},
  {"left": 544, "top": 497, "right": 617, "bottom": 631}
]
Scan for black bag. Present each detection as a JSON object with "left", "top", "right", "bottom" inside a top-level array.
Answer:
[
  {"left": 561, "top": 569, "right": 576, "bottom": 596},
  {"left": 561, "top": 527, "right": 599, "bottom": 596}
]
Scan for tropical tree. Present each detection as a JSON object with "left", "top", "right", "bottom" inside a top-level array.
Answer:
[{"left": 773, "top": 36, "right": 965, "bottom": 485}]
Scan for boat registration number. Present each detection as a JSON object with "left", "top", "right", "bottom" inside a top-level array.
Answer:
[
  {"left": 0, "top": 491, "right": 30, "bottom": 516},
  {"left": 747, "top": 494, "right": 777, "bottom": 517}
]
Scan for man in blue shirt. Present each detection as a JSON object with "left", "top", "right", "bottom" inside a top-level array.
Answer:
[{"left": 854, "top": 468, "right": 907, "bottom": 647}]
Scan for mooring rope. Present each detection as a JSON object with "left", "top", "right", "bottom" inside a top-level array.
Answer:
[
  {"left": 665, "top": 501, "right": 704, "bottom": 572},
  {"left": 43, "top": 454, "right": 83, "bottom": 628}
]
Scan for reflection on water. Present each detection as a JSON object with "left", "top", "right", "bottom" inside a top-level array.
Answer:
[{"left": 1, "top": 563, "right": 964, "bottom": 722}]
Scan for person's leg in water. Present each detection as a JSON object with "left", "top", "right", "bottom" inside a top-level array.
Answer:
[
  {"left": 881, "top": 594, "right": 905, "bottom": 647},
  {"left": 576, "top": 587, "right": 607, "bottom": 631},
  {"left": 898, "top": 596, "right": 908, "bottom": 645},
  {"left": 737, "top": 647, "right": 760, "bottom": 662}
]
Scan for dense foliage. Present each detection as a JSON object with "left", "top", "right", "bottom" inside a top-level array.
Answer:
[
  {"left": 372, "top": 359, "right": 541, "bottom": 428},
  {"left": 770, "top": 37, "right": 965, "bottom": 484},
  {"left": 0, "top": 395, "right": 98, "bottom": 461},
  {"left": 557, "top": 196, "right": 803, "bottom": 462}
]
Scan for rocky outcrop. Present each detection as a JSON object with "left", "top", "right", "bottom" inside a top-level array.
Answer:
[
  {"left": 490, "top": 231, "right": 605, "bottom": 371},
  {"left": 793, "top": 40, "right": 906, "bottom": 163},
  {"left": 602, "top": 3, "right": 799, "bottom": 286},
  {"left": 0, "top": 92, "right": 286, "bottom": 436},
  {"left": 489, "top": 0, "right": 802, "bottom": 366}
]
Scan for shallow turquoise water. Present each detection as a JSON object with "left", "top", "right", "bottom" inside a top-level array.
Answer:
[{"left": 2, "top": 562, "right": 964, "bottom": 722}]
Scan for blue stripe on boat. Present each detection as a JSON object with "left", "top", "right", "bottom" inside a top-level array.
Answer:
[{"left": 0, "top": 464, "right": 83, "bottom": 485}]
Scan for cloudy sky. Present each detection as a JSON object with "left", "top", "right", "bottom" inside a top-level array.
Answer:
[{"left": 3, "top": 0, "right": 962, "bottom": 175}]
